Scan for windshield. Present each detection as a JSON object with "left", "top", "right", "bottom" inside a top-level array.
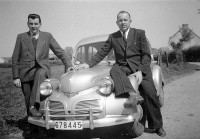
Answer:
[{"left": 74, "top": 41, "right": 115, "bottom": 65}]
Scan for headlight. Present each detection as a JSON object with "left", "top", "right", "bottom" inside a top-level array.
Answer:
[
  {"left": 40, "top": 81, "right": 53, "bottom": 96},
  {"left": 98, "top": 77, "right": 113, "bottom": 95}
]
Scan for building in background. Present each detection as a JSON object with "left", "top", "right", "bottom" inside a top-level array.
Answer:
[{"left": 169, "top": 24, "right": 200, "bottom": 62}]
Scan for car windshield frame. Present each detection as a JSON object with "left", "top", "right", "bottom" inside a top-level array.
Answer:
[{"left": 73, "top": 41, "right": 115, "bottom": 65}]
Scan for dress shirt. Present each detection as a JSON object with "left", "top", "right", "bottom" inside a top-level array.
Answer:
[
  {"left": 30, "top": 31, "right": 39, "bottom": 39},
  {"left": 120, "top": 28, "right": 130, "bottom": 39}
]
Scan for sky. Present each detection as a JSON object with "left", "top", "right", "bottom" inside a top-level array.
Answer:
[{"left": 0, "top": 0, "right": 200, "bottom": 57}]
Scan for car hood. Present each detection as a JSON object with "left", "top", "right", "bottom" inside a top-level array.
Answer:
[{"left": 59, "top": 66, "right": 111, "bottom": 93}]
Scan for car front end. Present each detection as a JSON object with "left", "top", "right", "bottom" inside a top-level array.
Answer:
[{"left": 28, "top": 66, "right": 142, "bottom": 131}]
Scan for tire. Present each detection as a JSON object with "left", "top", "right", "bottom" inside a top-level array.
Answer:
[{"left": 127, "top": 120, "right": 144, "bottom": 137}]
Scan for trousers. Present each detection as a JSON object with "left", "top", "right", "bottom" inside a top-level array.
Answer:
[
  {"left": 21, "top": 68, "right": 47, "bottom": 115},
  {"left": 110, "top": 64, "right": 163, "bottom": 129}
]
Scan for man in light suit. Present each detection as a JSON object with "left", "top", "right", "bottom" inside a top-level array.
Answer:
[
  {"left": 85, "top": 11, "right": 166, "bottom": 137},
  {"left": 12, "top": 14, "right": 71, "bottom": 119}
]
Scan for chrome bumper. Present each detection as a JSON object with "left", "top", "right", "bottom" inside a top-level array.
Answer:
[{"left": 28, "top": 113, "right": 140, "bottom": 130}]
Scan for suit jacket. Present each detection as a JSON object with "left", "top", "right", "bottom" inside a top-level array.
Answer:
[
  {"left": 88, "top": 28, "right": 151, "bottom": 76},
  {"left": 12, "top": 31, "right": 71, "bottom": 82}
]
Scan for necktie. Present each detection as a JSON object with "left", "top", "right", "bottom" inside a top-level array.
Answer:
[
  {"left": 32, "top": 37, "right": 37, "bottom": 51},
  {"left": 122, "top": 32, "right": 127, "bottom": 47}
]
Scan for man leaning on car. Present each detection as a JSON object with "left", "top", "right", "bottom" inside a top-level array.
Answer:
[{"left": 83, "top": 11, "right": 166, "bottom": 137}]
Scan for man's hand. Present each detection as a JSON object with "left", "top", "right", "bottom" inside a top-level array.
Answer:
[
  {"left": 78, "top": 63, "right": 89, "bottom": 69},
  {"left": 13, "top": 79, "right": 21, "bottom": 87},
  {"left": 132, "top": 71, "right": 143, "bottom": 84},
  {"left": 65, "top": 63, "right": 90, "bottom": 73}
]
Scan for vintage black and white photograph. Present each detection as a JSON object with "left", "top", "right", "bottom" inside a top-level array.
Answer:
[{"left": 0, "top": 0, "right": 200, "bottom": 139}]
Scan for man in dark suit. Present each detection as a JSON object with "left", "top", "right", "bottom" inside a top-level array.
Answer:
[
  {"left": 85, "top": 11, "right": 166, "bottom": 137},
  {"left": 12, "top": 14, "right": 71, "bottom": 119}
]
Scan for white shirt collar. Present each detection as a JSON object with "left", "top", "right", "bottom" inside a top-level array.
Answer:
[
  {"left": 120, "top": 28, "right": 130, "bottom": 39},
  {"left": 30, "top": 31, "right": 39, "bottom": 39}
]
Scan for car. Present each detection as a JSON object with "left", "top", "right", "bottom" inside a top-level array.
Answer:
[{"left": 28, "top": 34, "right": 165, "bottom": 138}]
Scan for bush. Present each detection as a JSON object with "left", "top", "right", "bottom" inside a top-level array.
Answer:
[{"left": 0, "top": 63, "right": 12, "bottom": 68}]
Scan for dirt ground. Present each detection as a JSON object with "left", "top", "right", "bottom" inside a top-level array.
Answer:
[
  {"left": 137, "top": 68, "right": 200, "bottom": 139},
  {"left": 2, "top": 65, "right": 200, "bottom": 139}
]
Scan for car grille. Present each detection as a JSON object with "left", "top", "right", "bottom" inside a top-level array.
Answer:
[
  {"left": 74, "top": 99, "right": 101, "bottom": 120},
  {"left": 48, "top": 100, "right": 65, "bottom": 120},
  {"left": 47, "top": 99, "right": 102, "bottom": 120}
]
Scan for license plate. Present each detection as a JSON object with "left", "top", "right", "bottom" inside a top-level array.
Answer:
[{"left": 55, "top": 120, "right": 83, "bottom": 130}]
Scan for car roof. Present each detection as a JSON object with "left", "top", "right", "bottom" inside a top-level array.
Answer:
[
  {"left": 75, "top": 34, "right": 109, "bottom": 47},
  {"left": 74, "top": 34, "right": 152, "bottom": 54},
  {"left": 72, "top": 34, "right": 155, "bottom": 62}
]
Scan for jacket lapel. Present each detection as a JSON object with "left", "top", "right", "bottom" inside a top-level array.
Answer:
[
  {"left": 23, "top": 32, "right": 35, "bottom": 56},
  {"left": 36, "top": 31, "right": 46, "bottom": 58},
  {"left": 126, "top": 28, "right": 136, "bottom": 49},
  {"left": 116, "top": 31, "right": 126, "bottom": 51}
]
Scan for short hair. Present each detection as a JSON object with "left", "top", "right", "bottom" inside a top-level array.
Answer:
[
  {"left": 28, "top": 14, "right": 41, "bottom": 23},
  {"left": 117, "top": 11, "right": 131, "bottom": 19}
]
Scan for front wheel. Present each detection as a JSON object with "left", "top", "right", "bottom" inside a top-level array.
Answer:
[{"left": 127, "top": 120, "right": 144, "bottom": 137}]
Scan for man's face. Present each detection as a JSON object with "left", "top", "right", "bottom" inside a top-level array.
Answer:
[
  {"left": 116, "top": 13, "right": 132, "bottom": 33},
  {"left": 27, "top": 18, "right": 41, "bottom": 34}
]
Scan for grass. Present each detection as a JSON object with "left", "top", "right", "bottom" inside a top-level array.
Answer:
[
  {"left": 0, "top": 68, "right": 26, "bottom": 135},
  {"left": 162, "top": 62, "right": 200, "bottom": 83},
  {"left": 0, "top": 62, "right": 199, "bottom": 136},
  {"left": 0, "top": 65, "right": 65, "bottom": 136}
]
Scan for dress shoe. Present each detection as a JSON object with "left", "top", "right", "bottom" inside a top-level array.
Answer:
[
  {"left": 30, "top": 107, "right": 42, "bottom": 117},
  {"left": 156, "top": 128, "right": 166, "bottom": 137},
  {"left": 124, "top": 94, "right": 144, "bottom": 108}
]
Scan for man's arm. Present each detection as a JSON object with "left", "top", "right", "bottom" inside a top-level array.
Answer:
[
  {"left": 88, "top": 35, "right": 113, "bottom": 68},
  {"left": 12, "top": 34, "right": 21, "bottom": 80},
  {"left": 138, "top": 30, "right": 151, "bottom": 75},
  {"left": 49, "top": 33, "right": 72, "bottom": 71},
  {"left": 12, "top": 34, "right": 22, "bottom": 87}
]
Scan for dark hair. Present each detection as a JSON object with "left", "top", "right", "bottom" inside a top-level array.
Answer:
[
  {"left": 117, "top": 11, "right": 131, "bottom": 19},
  {"left": 28, "top": 14, "right": 41, "bottom": 23}
]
